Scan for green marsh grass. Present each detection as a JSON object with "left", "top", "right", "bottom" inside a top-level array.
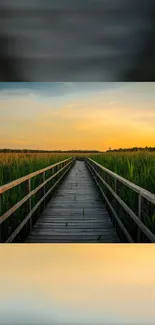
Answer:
[
  {"left": 90, "top": 151, "right": 155, "bottom": 241},
  {"left": 0, "top": 153, "right": 72, "bottom": 242}
]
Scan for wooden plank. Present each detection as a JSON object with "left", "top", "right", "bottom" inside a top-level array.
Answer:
[
  {"left": 33, "top": 222, "right": 114, "bottom": 232},
  {"left": 42, "top": 214, "right": 107, "bottom": 219},
  {"left": 45, "top": 205, "right": 104, "bottom": 209},
  {"left": 26, "top": 237, "right": 120, "bottom": 244},
  {"left": 33, "top": 218, "right": 114, "bottom": 226},
  {"left": 28, "top": 229, "right": 115, "bottom": 234},
  {"left": 27, "top": 233, "right": 119, "bottom": 239},
  {"left": 38, "top": 214, "right": 109, "bottom": 218},
  {"left": 37, "top": 217, "right": 109, "bottom": 221},
  {"left": 43, "top": 207, "right": 106, "bottom": 212}
]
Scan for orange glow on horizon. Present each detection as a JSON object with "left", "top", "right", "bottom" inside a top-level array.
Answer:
[{"left": 1, "top": 83, "right": 155, "bottom": 151}]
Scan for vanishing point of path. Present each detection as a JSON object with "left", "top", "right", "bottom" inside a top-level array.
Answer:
[{"left": 26, "top": 161, "right": 120, "bottom": 243}]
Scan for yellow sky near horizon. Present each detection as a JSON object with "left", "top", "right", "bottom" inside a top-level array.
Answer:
[{"left": 1, "top": 83, "right": 155, "bottom": 150}]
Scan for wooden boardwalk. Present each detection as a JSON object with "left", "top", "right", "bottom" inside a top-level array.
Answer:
[
  {"left": 26, "top": 161, "right": 120, "bottom": 243},
  {"left": 1, "top": 156, "right": 155, "bottom": 243}
]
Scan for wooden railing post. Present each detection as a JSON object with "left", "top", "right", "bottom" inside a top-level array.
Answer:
[
  {"left": 137, "top": 193, "right": 142, "bottom": 242},
  {"left": 93, "top": 162, "right": 96, "bottom": 177},
  {"left": 27, "top": 178, "right": 32, "bottom": 231},
  {"left": 60, "top": 163, "right": 62, "bottom": 175},
  {"left": 42, "top": 171, "right": 46, "bottom": 208},
  {"left": 113, "top": 178, "right": 117, "bottom": 227},
  {"left": 55, "top": 165, "right": 58, "bottom": 180},
  {"left": 51, "top": 166, "right": 54, "bottom": 189},
  {"left": 114, "top": 178, "right": 117, "bottom": 193},
  {"left": 0, "top": 194, "right": 2, "bottom": 242},
  {"left": 98, "top": 165, "right": 101, "bottom": 187}
]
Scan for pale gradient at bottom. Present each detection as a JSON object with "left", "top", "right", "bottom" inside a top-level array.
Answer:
[{"left": 0, "top": 244, "right": 155, "bottom": 325}]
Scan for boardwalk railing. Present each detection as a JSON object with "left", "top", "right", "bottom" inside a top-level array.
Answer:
[
  {"left": 0, "top": 157, "right": 76, "bottom": 243},
  {"left": 85, "top": 157, "right": 155, "bottom": 243}
]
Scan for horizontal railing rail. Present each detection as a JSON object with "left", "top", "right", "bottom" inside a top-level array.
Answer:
[
  {"left": 0, "top": 157, "right": 75, "bottom": 195},
  {"left": 0, "top": 156, "right": 76, "bottom": 242},
  {"left": 85, "top": 157, "right": 155, "bottom": 243}
]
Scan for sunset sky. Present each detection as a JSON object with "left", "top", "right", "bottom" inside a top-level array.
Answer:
[
  {"left": 0, "top": 82, "right": 155, "bottom": 150},
  {"left": 0, "top": 244, "right": 155, "bottom": 325}
]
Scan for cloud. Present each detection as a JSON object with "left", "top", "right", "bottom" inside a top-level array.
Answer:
[
  {"left": 109, "top": 100, "right": 121, "bottom": 105},
  {"left": 0, "top": 82, "right": 127, "bottom": 100}
]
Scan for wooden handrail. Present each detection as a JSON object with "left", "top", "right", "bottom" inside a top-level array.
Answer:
[
  {"left": 0, "top": 156, "right": 75, "bottom": 195},
  {"left": 5, "top": 160, "right": 75, "bottom": 243},
  {"left": 85, "top": 157, "right": 155, "bottom": 243},
  {"left": 0, "top": 157, "right": 76, "bottom": 242},
  {"left": 86, "top": 157, "right": 155, "bottom": 204}
]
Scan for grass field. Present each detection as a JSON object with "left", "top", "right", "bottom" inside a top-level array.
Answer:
[
  {"left": 1, "top": 151, "right": 155, "bottom": 191},
  {"left": 89, "top": 151, "right": 155, "bottom": 240},
  {"left": 0, "top": 153, "right": 73, "bottom": 186},
  {"left": 90, "top": 151, "right": 155, "bottom": 193}
]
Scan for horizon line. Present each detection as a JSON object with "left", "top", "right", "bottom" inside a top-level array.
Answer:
[{"left": 1, "top": 146, "right": 155, "bottom": 152}]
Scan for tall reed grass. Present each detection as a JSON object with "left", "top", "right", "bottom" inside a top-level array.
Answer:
[
  {"left": 89, "top": 151, "right": 155, "bottom": 241},
  {"left": 0, "top": 153, "right": 72, "bottom": 186},
  {"left": 0, "top": 153, "right": 73, "bottom": 242},
  {"left": 90, "top": 151, "right": 155, "bottom": 193}
]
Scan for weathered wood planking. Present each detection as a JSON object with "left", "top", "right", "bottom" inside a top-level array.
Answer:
[{"left": 26, "top": 161, "right": 120, "bottom": 243}]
